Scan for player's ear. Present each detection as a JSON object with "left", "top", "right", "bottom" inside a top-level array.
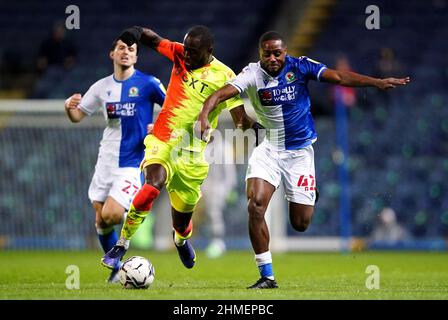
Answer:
[{"left": 109, "top": 50, "right": 114, "bottom": 60}]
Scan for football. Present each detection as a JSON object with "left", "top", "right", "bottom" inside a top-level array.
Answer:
[{"left": 118, "top": 256, "right": 155, "bottom": 289}]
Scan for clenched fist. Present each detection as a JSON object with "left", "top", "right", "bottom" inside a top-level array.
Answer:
[{"left": 65, "top": 93, "right": 82, "bottom": 110}]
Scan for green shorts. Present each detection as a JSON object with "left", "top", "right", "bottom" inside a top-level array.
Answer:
[{"left": 141, "top": 134, "right": 209, "bottom": 212}]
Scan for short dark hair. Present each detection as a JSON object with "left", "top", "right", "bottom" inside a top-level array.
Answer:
[
  {"left": 186, "top": 25, "right": 214, "bottom": 48},
  {"left": 110, "top": 38, "right": 140, "bottom": 54},
  {"left": 259, "top": 31, "right": 285, "bottom": 48}
]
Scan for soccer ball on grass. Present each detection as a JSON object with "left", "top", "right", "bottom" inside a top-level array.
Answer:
[{"left": 118, "top": 256, "right": 155, "bottom": 289}]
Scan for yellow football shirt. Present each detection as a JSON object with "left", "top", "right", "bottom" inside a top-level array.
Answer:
[{"left": 153, "top": 39, "right": 243, "bottom": 152}]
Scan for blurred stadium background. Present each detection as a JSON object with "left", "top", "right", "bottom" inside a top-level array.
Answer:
[{"left": 1, "top": 0, "right": 448, "bottom": 253}]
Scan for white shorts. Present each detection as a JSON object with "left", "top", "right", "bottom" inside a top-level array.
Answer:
[
  {"left": 88, "top": 162, "right": 142, "bottom": 210},
  {"left": 246, "top": 141, "right": 317, "bottom": 205}
]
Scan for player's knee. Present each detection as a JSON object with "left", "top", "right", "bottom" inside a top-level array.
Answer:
[
  {"left": 248, "top": 198, "right": 266, "bottom": 220},
  {"left": 101, "top": 210, "right": 123, "bottom": 226},
  {"left": 95, "top": 217, "right": 108, "bottom": 229},
  {"left": 144, "top": 165, "right": 166, "bottom": 190},
  {"left": 145, "top": 177, "right": 164, "bottom": 190},
  {"left": 292, "top": 221, "right": 310, "bottom": 232},
  {"left": 289, "top": 204, "right": 314, "bottom": 232},
  {"left": 93, "top": 203, "right": 108, "bottom": 228},
  {"left": 290, "top": 217, "right": 311, "bottom": 232}
]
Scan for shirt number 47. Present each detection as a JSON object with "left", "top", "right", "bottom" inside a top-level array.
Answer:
[{"left": 297, "top": 175, "right": 315, "bottom": 191}]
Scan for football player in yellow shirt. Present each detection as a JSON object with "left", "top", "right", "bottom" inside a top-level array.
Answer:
[{"left": 102, "top": 25, "right": 259, "bottom": 270}]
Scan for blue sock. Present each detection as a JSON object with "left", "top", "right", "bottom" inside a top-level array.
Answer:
[
  {"left": 255, "top": 252, "right": 274, "bottom": 279},
  {"left": 98, "top": 229, "right": 118, "bottom": 253},
  {"left": 258, "top": 263, "right": 274, "bottom": 279}
]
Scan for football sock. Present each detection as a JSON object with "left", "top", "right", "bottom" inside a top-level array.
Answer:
[
  {"left": 97, "top": 225, "right": 118, "bottom": 253},
  {"left": 116, "top": 237, "right": 130, "bottom": 250},
  {"left": 255, "top": 251, "right": 274, "bottom": 280},
  {"left": 174, "top": 220, "right": 193, "bottom": 246},
  {"left": 121, "top": 184, "right": 160, "bottom": 240}
]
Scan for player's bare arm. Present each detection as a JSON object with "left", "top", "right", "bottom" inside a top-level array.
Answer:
[
  {"left": 229, "top": 105, "right": 256, "bottom": 131},
  {"left": 118, "top": 26, "right": 163, "bottom": 50},
  {"left": 321, "top": 69, "right": 410, "bottom": 90},
  {"left": 64, "top": 93, "right": 87, "bottom": 123},
  {"left": 140, "top": 28, "right": 163, "bottom": 49},
  {"left": 197, "top": 84, "right": 240, "bottom": 138}
]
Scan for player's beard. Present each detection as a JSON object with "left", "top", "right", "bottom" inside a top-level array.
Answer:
[
  {"left": 262, "top": 63, "right": 283, "bottom": 77},
  {"left": 119, "top": 63, "right": 133, "bottom": 70}
]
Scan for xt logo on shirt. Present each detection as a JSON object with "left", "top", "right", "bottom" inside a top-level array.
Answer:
[
  {"left": 175, "top": 67, "right": 210, "bottom": 94},
  {"left": 106, "top": 102, "right": 136, "bottom": 118},
  {"left": 257, "top": 83, "right": 299, "bottom": 106},
  {"left": 182, "top": 74, "right": 209, "bottom": 93}
]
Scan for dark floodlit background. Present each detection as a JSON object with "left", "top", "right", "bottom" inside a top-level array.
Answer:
[{"left": 0, "top": 0, "right": 447, "bottom": 252}]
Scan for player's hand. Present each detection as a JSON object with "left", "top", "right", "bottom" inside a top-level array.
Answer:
[
  {"left": 118, "top": 26, "right": 143, "bottom": 46},
  {"left": 195, "top": 114, "right": 211, "bottom": 142},
  {"left": 65, "top": 93, "right": 82, "bottom": 110},
  {"left": 377, "top": 77, "right": 410, "bottom": 90}
]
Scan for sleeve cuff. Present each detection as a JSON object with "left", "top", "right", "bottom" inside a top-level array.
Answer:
[
  {"left": 317, "top": 66, "right": 327, "bottom": 81},
  {"left": 228, "top": 82, "right": 243, "bottom": 93}
]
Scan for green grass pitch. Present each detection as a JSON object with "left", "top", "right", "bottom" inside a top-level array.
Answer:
[{"left": 0, "top": 250, "right": 447, "bottom": 299}]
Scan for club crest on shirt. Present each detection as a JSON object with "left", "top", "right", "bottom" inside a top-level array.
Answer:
[
  {"left": 129, "top": 87, "right": 139, "bottom": 97},
  {"left": 151, "top": 145, "right": 159, "bottom": 155},
  {"left": 200, "top": 69, "right": 209, "bottom": 79},
  {"left": 285, "top": 71, "right": 296, "bottom": 83}
]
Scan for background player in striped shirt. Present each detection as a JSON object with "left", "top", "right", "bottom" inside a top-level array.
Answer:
[
  {"left": 198, "top": 31, "right": 410, "bottom": 289},
  {"left": 64, "top": 38, "right": 166, "bottom": 282},
  {"left": 102, "top": 25, "right": 259, "bottom": 270}
]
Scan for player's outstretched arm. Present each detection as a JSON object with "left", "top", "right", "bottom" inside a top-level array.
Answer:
[
  {"left": 64, "top": 93, "right": 87, "bottom": 123},
  {"left": 117, "top": 26, "right": 163, "bottom": 50},
  {"left": 140, "top": 27, "right": 163, "bottom": 49},
  {"left": 321, "top": 69, "right": 410, "bottom": 90},
  {"left": 229, "top": 106, "right": 256, "bottom": 131},
  {"left": 197, "top": 84, "right": 262, "bottom": 143},
  {"left": 197, "top": 84, "right": 240, "bottom": 140}
]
